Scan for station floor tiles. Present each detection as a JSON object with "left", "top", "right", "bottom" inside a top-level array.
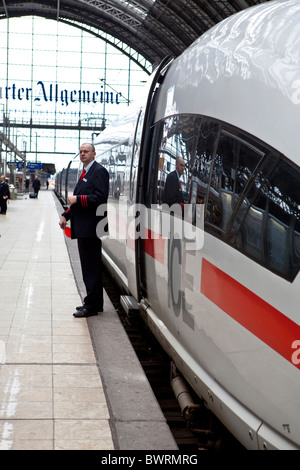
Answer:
[{"left": 0, "top": 190, "right": 115, "bottom": 450}]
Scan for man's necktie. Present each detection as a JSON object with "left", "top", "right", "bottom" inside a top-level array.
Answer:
[{"left": 80, "top": 169, "right": 86, "bottom": 181}]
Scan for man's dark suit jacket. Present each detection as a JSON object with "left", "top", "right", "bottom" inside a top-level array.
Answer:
[
  {"left": 163, "top": 170, "right": 183, "bottom": 206},
  {"left": 0, "top": 180, "right": 10, "bottom": 199},
  {"left": 63, "top": 160, "right": 109, "bottom": 239}
]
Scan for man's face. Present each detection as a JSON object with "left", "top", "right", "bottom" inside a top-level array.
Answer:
[
  {"left": 176, "top": 158, "right": 185, "bottom": 177},
  {"left": 80, "top": 144, "right": 95, "bottom": 167}
]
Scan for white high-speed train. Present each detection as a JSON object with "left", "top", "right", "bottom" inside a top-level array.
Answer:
[{"left": 56, "top": 0, "right": 300, "bottom": 449}]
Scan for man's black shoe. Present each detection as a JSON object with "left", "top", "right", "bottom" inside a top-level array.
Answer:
[
  {"left": 73, "top": 308, "right": 98, "bottom": 318},
  {"left": 76, "top": 305, "right": 103, "bottom": 313}
]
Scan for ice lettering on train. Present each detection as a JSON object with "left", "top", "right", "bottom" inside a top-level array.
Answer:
[
  {"left": 168, "top": 235, "right": 182, "bottom": 318},
  {"left": 168, "top": 233, "right": 195, "bottom": 330}
]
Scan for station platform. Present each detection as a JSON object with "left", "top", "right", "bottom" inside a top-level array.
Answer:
[{"left": 0, "top": 189, "right": 177, "bottom": 451}]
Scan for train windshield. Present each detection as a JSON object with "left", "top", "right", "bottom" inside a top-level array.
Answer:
[{"left": 151, "top": 113, "right": 300, "bottom": 281}]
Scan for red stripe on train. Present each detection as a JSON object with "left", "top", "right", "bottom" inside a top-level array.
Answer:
[
  {"left": 201, "top": 258, "right": 300, "bottom": 369},
  {"left": 144, "top": 229, "right": 165, "bottom": 264}
]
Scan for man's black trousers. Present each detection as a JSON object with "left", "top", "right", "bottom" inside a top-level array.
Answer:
[{"left": 77, "top": 237, "right": 103, "bottom": 313}]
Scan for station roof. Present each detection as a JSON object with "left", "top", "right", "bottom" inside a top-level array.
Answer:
[{"left": 1, "top": 0, "right": 271, "bottom": 71}]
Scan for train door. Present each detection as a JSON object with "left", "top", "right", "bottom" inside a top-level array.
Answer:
[
  {"left": 126, "top": 108, "right": 144, "bottom": 300},
  {"left": 126, "top": 55, "right": 173, "bottom": 301},
  {"left": 137, "top": 116, "right": 221, "bottom": 340}
]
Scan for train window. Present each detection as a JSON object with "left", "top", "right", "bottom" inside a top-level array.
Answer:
[
  {"left": 190, "top": 119, "right": 220, "bottom": 223},
  {"left": 114, "top": 152, "right": 126, "bottom": 199},
  {"left": 66, "top": 163, "right": 81, "bottom": 203},
  {"left": 228, "top": 152, "right": 278, "bottom": 239},
  {"left": 155, "top": 115, "right": 201, "bottom": 206},
  {"left": 206, "top": 133, "right": 264, "bottom": 232},
  {"left": 237, "top": 158, "right": 300, "bottom": 280},
  {"left": 102, "top": 142, "right": 128, "bottom": 199}
]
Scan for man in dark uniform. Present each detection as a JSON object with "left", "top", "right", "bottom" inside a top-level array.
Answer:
[
  {"left": 0, "top": 176, "right": 10, "bottom": 214},
  {"left": 163, "top": 157, "right": 185, "bottom": 210},
  {"left": 59, "top": 142, "right": 109, "bottom": 318},
  {"left": 32, "top": 176, "right": 41, "bottom": 197}
]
